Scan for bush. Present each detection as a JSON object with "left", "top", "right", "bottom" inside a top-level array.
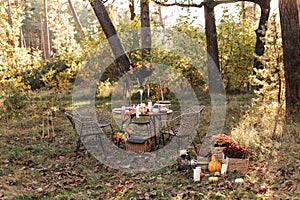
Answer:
[{"left": 2, "top": 85, "right": 27, "bottom": 119}]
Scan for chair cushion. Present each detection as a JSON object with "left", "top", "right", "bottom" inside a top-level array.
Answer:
[{"left": 127, "top": 136, "right": 152, "bottom": 144}]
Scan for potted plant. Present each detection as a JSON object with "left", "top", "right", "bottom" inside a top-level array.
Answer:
[
  {"left": 211, "top": 134, "right": 237, "bottom": 163},
  {"left": 222, "top": 143, "right": 254, "bottom": 174}
]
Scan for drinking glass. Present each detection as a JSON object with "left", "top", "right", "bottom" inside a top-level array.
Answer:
[{"left": 139, "top": 88, "right": 143, "bottom": 104}]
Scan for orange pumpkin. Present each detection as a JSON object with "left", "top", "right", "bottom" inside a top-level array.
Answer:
[{"left": 208, "top": 154, "right": 222, "bottom": 173}]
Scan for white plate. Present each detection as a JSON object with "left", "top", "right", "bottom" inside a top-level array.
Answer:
[{"left": 112, "top": 107, "right": 131, "bottom": 114}]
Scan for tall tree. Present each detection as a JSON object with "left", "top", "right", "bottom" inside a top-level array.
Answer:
[
  {"left": 129, "top": 0, "right": 135, "bottom": 20},
  {"left": 279, "top": 0, "right": 300, "bottom": 120},
  {"left": 241, "top": 1, "right": 246, "bottom": 19},
  {"left": 6, "top": 0, "right": 13, "bottom": 27},
  {"left": 68, "top": 0, "right": 85, "bottom": 38},
  {"left": 253, "top": 0, "right": 270, "bottom": 71},
  {"left": 140, "top": 0, "right": 151, "bottom": 60},
  {"left": 43, "top": 0, "right": 51, "bottom": 60},
  {"left": 203, "top": 0, "right": 221, "bottom": 92},
  {"left": 153, "top": 0, "right": 271, "bottom": 86},
  {"left": 90, "top": 0, "right": 130, "bottom": 73}
]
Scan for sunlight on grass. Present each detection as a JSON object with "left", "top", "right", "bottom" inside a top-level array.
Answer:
[
  {"left": 228, "top": 93, "right": 299, "bottom": 198},
  {"left": 1, "top": 87, "right": 299, "bottom": 199},
  {"left": 230, "top": 99, "right": 285, "bottom": 152}
]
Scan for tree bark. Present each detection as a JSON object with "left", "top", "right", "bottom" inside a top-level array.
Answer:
[
  {"left": 140, "top": 0, "right": 151, "bottom": 61},
  {"left": 241, "top": 1, "right": 246, "bottom": 19},
  {"left": 279, "top": 0, "right": 300, "bottom": 120},
  {"left": 204, "top": 0, "right": 221, "bottom": 93},
  {"left": 68, "top": 0, "right": 85, "bottom": 38},
  {"left": 90, "top": 0, "right": 130, "bottom": 73},
  {"left": 157, "top": 5, "right": 165, "bottom": 30},
  {"left": 20, "top": 27, "right": 26, "bottom": 48},
  {"left": 253, "top": 0, "right": 270, "bottom": 71},
  {"left": 6, "top": 0, "right": 14, "bottom": 46},
  {"left": 129, "top": 0, "right": 135, "bottom": 20},
  {"left": 43, "top": 0, "right": 51, "bottom": 60},
  {"left": 6, "top": 0, "right": 13, "bottom": 26},
  {"left": 40, "top": 16, "right": 45, "bottom": 58}
]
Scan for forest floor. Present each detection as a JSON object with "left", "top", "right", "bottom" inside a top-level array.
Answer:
[{"left": 0, "top": 90, "right": 299, "bottom": 199}]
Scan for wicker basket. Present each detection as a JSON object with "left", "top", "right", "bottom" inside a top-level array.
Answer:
[
  {"left": 125, "top": 136, "right": 152, "bottom": 153},
  {"left": 227, "top": 158, "right": 249, "bottom": 174},
  {"left": 212, "top": 147, "right": 226, "bottom": 163},
  {"left": 197, "top": 156, "right": 210, "bottom": 171}
]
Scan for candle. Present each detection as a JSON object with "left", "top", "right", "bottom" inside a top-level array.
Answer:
[
  {"left": 147, "top": 101, "right": 152, "bottom": 111},
  {"left": 221, "top": 163, "right": 228, "bottom": 174},
  {"left": 147, "top": 86, "right": 150, "bottom": 98},
  {"left": 136, "top": 105, "right": 140, "bottom": 118},
  {"left": 179, "top": 149, "right": 187, "bottom": 156},
  {"left": 193, "top": 167, "right": 201, "bottom": 182},
  {"left": 159, "top": 77, "right": 164, "bottom": 101}
]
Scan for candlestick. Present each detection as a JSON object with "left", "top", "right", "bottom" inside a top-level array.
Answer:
[
  {"left": 159, "top": 77, "right": 164, "bottom": 101},
  {"left": 139, "top": 88, "right": 143, "bottom": 104},
  {"left": 147, "top": 86, "right": 150, "bottom": 98}
]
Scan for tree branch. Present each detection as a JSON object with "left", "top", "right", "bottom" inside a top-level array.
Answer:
[
  {"left": 152, "top": 0, "right": 204, "bottom": 8},
  {"left": 152, "top": 0, "right": 265, "bottom": 9}
]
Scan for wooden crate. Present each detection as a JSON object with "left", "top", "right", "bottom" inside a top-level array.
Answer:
[
  {"left": 125, "top": 136, "right": 152, "bottom": 153},
  {"left": 227, "top": 158, "right": 249, "bottom": 174},
  {"left": 197, "top": 156, "right": 210, "bottom": 171},
  {"left": 212, "top": 147, "right": 226, "bottom": 163}
]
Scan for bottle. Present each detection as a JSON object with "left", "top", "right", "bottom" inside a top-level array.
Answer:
[
  {"left": 136, "top": 105, "right": 140, "bottom": 118},
  {"left": 147, "top": 101, "right": 152, "bottom": 111},
  {"left": 193, "top": 167, "right": 201, "bottom": 182},
  {"left": 121, "top": 106, "right": 126, "bottom": 116}
]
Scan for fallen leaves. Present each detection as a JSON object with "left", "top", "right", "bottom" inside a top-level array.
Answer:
[{"left": 1, "top": 110, "right": 299, "bottom": 199}]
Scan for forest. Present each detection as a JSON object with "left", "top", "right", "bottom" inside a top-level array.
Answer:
[{"left": 0, "top": 0, "right": 299, "bottom": 199}]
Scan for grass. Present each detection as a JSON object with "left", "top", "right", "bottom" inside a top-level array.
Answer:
[{"left": 0, "top": 89, "right": 299, "bottom": 199}]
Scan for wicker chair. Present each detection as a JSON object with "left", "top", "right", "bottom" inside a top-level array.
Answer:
[
  {"left": 158, "top": 105, "right": 205, "bottom": 150},
  {"left": 65, "top": 111, "right": 106, "bottom": 156},
  {"left": 74, "top": 105, "right": 114, "bottom": 137},
  {"left": 129, "top": 115, "right": 152, "bottom": 137}
]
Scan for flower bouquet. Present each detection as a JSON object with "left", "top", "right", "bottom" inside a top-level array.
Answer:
[
  {"left": 211, "top": 134, "right": 237, "bottom": 163},
  {"left": 222, "top": 143, "right": 254, "bottom": 174},
  {"left": 212, "top": 134, "right": 237, "bottom": 147},
  {"left": 113, "top": 131, "right": 129, "bottom": 145},
  {"left": 210, "top": 134, "right": 254, "bottom": 174},
  {"left": 223, "top": 143, "right": 254, "bottom": 159}
]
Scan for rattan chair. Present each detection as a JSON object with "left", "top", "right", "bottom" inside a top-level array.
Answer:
[
  {"left": 65, "top": 111, "right": 106, "bottom": 157},
  {"left": 158, "top": 105, "right": 205, "bottom": 150},
  {"left": 74, "top": 105, "right": 114, "bottom": 137},
  {"left": 130, "top": 115, "right": 152, "bottom": 137}
]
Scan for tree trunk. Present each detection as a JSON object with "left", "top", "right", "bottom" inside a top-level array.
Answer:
[
  {"left": 204, "top": 1, "right": 221, "bottom": 93},
  {"left": 6, "top": 0, "right": 14, "bottom": 46},
  {"left": 140, "top": 0, "right": 151, "bottom": 61},
  {"left": 20, "top": 27, "right": 26, "bottom": 48},
  {"left": 279, "top": 0, "right": 300, "bottom": 120},
  {"left": 129, "top": 0, "right": 135, "bottom": 20},
  {"left": 68, "top": 0, "right": 85, "bottom": 38},
  {"left": 157, "top": 5, "right": 165, "bottom": 30},
  {"left": 241, "top": 1, "right": 246, "bottom": 19},
  {"left": 43, "top": 0, "right": 51, "bottom": 60},
  {"left": 253, "top": 0, "right": 271, "bottom": 71},
  {"left": 90, "top": 0, "right": 130, "bottom": 73},
  {"left": 6, "top": 0, "right": 13, "bottom": 26},
  {"left": 40, "top": 16, "right": 46, "bottom": 58}
]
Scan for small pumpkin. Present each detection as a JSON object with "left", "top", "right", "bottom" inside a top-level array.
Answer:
[
  {"left": 208, "top": 176, "right": 219, "bottom": 183},
  {"left": 208, "top": 154, "right": 222, "bottom": 173}
]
